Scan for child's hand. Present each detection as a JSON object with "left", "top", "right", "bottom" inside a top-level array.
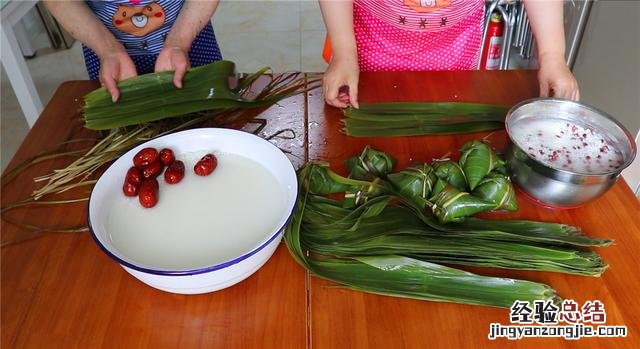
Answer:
[
  {"left": 537, "top": 53, "right": 580, "bottom": 101},
  {"left": 155, "top": 46, "right": 191, "bottom": 89},
  {"left": 99, "top": 50, "right": 137, "bottom": 103},
  {"left": 323, "top": 56, "right": 360, "bottom": 108}
]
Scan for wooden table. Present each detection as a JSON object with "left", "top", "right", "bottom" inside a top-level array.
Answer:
[{"left": 2, "top": 71, "right": 639, "bottom": 348}]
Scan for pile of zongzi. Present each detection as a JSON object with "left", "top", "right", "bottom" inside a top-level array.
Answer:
[{"left": 341, "top": 140, "right": 517, "bottom": 223}]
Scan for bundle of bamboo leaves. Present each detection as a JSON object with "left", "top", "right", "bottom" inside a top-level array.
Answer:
[
  {"left": 342, "top": 102, "right": 509, "bottom": 137},
  {"left": 84, "top": 60, "right": 311, "bottom": 130},
  {"left": 284, "top": 144, "right": 611, "bottom": 308}
]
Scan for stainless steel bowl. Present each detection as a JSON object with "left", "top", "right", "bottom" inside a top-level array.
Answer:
[{"left": 505, "top": 98, "right": 637, "bottom": 207}]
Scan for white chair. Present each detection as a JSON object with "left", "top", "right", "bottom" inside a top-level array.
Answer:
[{"left": 1, "top": 0, "right": 43, "bottom": 127}]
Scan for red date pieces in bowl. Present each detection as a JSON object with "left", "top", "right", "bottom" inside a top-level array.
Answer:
[
  {"left": 194, "top": 154, "right": 217, "bottom": 176},
  {"left": 124, "top": 148, "right": 218, "bottom": 208},
  {"left": 122, "top": 167, "right": 142, "bottom": 197},
  {"left": 122, "top": 181, "right": 139, "bottom": 197},
  {"left": 125, "top": 147, "right": 179, "bottom": 208},
  {"left": 159, "top": 148, "right": 175, "bottom": 166},
  {"left": 133, "top": 147, "right": 158, "bottom": 168},
  {"left": 142, "top": 161, "right": 163, "bottom": 179},
  {"left": 164, "top": 160, "right": 185, "bottom": 184},
  {"left": 125, "top": 167, "right": 142, "bottom": 186},
  {"left": 138, "top": 179, "right": 159, "bottom": 208}
]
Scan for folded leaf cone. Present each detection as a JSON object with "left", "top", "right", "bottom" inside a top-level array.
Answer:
[
  {"left": 345, "top": 146, "right": 396, "bottom": 180},
  {"left": 432, "top": 160, "right": 467, "bottom": 193},
  {"left": 387, "top": 163, "right": 437, "bottom": 208},
  {"left": 472, "top": 172, "right": 518, "bottom": 211},
  {"left": 431, "top": 185, "right": 495, "bottom": 223},
  {"left": 344, "top": 146, "right": 395, "bottom": 207},
  {"left": 459, "top": 140, "right": 504, "bottom": 190}
]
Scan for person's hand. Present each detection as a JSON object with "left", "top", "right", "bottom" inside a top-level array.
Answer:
[
  {"left": 538, "top": 53, "right": 579, "bottom": 101},
  {"left": 99, "top": 49, "right": 137, "bottom": 102},
  {"left": 323, "top": 55, "right": 360, "bottom": 108},
  {"left": 155, "top": 46, "right": 191, "bottom": 89}
]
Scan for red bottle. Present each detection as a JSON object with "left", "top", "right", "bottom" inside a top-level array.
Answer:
[{"left": 481, "top": 13, "right": 504, "bottom": 70}]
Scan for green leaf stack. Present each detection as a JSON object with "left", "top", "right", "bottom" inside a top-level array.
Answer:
[
  {"left": 83, "top": 60, "right": 310, "bottom": 130},
  {"left": 285, "top": 158, "right": 612, "bottom": 309},
  {"left": 342, "top": 102, "right": 509, "bottom": 137}
]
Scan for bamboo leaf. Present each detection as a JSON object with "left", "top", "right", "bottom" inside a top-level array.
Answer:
[
  {"left": 83, "top": 61, "right": 314, "bottom": 130},
  {"left": 342, "top": 102, "right": 508, "bottom": 137}
]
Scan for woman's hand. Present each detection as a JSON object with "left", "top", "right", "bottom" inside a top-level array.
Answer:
[
  {"left": 155, "top": 46, "right": 191, "bottom": 89},
  {"left": 319, "top": 0, "right": 358, "bottom": 108},
  {"left": 323, "top": 55, "right": 360, "bottom": 108},
  {"left": 42, "top": 0, "right": 138, "bottom": 103},
  {"left": 524, "top": 0, "right": 579, "bottom": 101},
  {"left": 99, "top": 49, "right": 137, "bottom": 102},
  {"left": 155, "top": 0, "right": 220, "bottom": 89},
  {"left": 538, "top": 53, "right": 580, "bottom": 101}
]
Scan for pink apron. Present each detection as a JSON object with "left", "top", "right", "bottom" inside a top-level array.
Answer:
[{"left": 354, "top": 0, "right": 484, "bottom": 71}]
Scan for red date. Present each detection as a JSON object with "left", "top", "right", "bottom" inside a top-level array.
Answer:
[
  {"left": 194, "top": 154, "right": 217, "bottom": 176},
  {"left": 138, "top": 179, "right": 159, "bottom": 208},
  {"left": 159, "top": 148, "right": 175, "bottom": 166},
  {"left": 125, "top": 166, "right": 142, "bottom": 186},
  {"left": 142, "top": 161, "right": 164, "bottom": 179},
  {"left": 133, "top": 147, "right": 158, "bottom": 168},
  {"left": 122, "top": 181, "right": 139, "bottom": 197},
  {"left": 164, "top": 160, "right": 185, "bottom": 184}
]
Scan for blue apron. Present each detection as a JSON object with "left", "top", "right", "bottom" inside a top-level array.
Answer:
[{"left": 83, "top": 0, "right": 221, "bottom": 79}]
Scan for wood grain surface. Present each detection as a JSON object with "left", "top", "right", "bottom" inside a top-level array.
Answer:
[{"left": 2, "top": 72, "right": 639, "bottom": 349}]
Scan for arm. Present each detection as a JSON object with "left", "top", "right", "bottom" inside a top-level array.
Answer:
[
  {"left": 319, "top": 0, "right": 359, "bottom": 108},
  {"left": 43, "top": 0, "right": 136, "bottom": 102},
  {"left": 155, "top": 0, "right": 220, "bottom": 88},
  {"left": 524, "top": 0, "right": 579, "bottom": 100}
]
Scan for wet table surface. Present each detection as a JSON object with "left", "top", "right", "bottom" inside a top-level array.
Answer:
[{"left": 2, "top": 71, "right": 639, "bottom": 348}]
